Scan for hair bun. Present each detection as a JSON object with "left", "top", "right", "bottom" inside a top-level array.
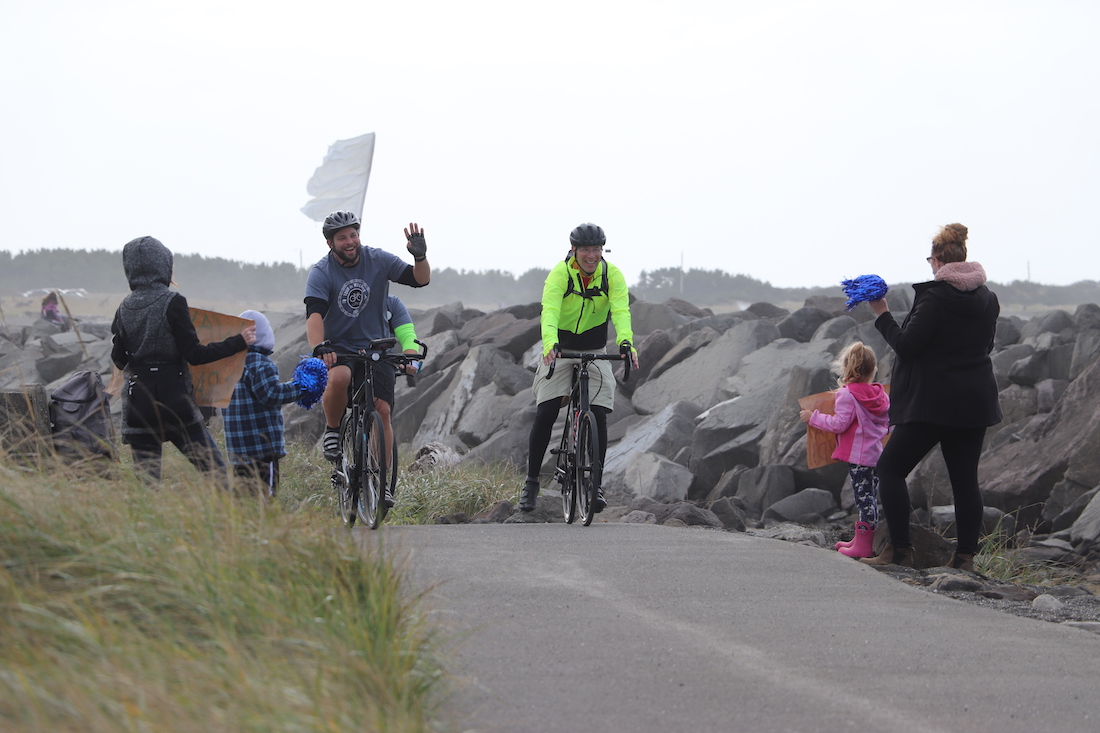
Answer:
[{"left": 943, "top": 223, "right": 969, "bottom": 243}]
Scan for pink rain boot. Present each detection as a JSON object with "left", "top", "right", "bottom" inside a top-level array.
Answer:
[
  {"left": 835, "top": 524, "right": 857, "bottom": 550},
  {"left": 839, "top": 521, "right": 875, "bottom": 558}
]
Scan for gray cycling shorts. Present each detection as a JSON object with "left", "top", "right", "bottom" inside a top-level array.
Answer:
[{"left": 532, "top": 357, "right": 616, "bottom": 410}]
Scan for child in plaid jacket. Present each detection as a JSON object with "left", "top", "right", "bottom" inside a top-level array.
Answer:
[{"left": 223, "top": 310, "right": 301, "bottom": 496}]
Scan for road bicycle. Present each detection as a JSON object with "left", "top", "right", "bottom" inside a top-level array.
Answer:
[
  {"left": 546, "top": 350, "right": 631, "bottom": 526},
  {"left": 329, "top": 337, "right": 427, "bottom": 529}
]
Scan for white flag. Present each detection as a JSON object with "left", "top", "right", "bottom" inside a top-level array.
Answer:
[{"left": 300, "top": 132, "right": 376, "bottom": 222}]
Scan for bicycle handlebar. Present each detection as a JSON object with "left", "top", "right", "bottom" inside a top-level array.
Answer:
[
  {"left": 340, "top": 338, "right": 429, "bottom": 378},
  {"left": 546, "top": 351, "right": 631, "bottom": 383}
]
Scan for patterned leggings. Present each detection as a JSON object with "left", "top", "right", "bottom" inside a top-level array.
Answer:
[{"left": 849, "top": 464, "right": 879, "bottom": 527}]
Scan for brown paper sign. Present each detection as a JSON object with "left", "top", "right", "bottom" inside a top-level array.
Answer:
[
  {"left": 107, "top": 308, "right": 252, "bottom": 409},
  {"left": 799, "top": 386, "right": 890, "bottom": 470}
]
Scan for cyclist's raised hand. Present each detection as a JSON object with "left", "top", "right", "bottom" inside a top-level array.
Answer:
[{"left": 404, "top": 223, "right": 427, "bottom": 261}]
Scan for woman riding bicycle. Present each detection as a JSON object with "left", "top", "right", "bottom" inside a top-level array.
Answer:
[{"left": 520, "top": 223, "right": 640, "bottom": 513}]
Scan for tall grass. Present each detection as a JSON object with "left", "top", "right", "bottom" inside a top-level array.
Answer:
[
  {"left": 0, "top": 446, "right": 445, "bottom": 733},
  {"left": 385, "top": 460, "right": 523, "bottom": 525},
  {"left": 274, "top": 439, "right": 524, "bottom": 526},
  {"left": 973, "top": 514, "right": 1083, "bottom": 585}
]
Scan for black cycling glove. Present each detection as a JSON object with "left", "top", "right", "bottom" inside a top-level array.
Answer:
[
  {"left": 620, "top": 340, "right": 633, "bottom": 358},
  {"left": 313, "top": 341, "right": 335, "bottom": 359},
  {"left": 406, "top": 231, "right": 427, "bottom": 261}
]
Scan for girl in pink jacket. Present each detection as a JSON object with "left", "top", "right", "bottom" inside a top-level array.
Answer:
[{"left": 800, "top": 341, "right": 890, "bottom": 558}]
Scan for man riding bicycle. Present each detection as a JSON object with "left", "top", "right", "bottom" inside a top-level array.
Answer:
[
  {"left": 520, "top": 223, "right": 639, "bottom": 513},
  {"left": 305, "top": 211, "right": 430, "bottom": 507}
]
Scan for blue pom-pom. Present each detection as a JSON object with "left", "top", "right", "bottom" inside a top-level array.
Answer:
[
  {"left": 292, "top": 357, "right": 329, "bottom": 410},
  {"left": 841, "top": 275, "right": 889, "bottom": 311}
]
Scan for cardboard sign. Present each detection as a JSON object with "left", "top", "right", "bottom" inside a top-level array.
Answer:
[
  {"left": 107, "top": 308, "right": 252, "bottom": 409},
  {"left": 799, "top": 386, "right": 890, "bottom": 469}
]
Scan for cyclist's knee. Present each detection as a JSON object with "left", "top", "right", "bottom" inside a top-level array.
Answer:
[
  {"left": 327, "top": 365, "right": 351, "bottom": 389},
  {"left": 374, "top": 398, "right": 392, "bottom": 420}
]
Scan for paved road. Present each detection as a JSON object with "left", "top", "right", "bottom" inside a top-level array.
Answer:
[{"left": 365, "top": 523, "right": 1099, "bottom": 733}]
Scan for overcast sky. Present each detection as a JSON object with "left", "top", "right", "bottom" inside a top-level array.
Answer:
[{"left": 2, "top": 1, "right": 1097, "bottom": 290}]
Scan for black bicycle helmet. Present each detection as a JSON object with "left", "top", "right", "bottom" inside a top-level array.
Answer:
[
  {"left": 322, "top": 210, "right": 361, "bottom": 240},
  {"left": 569, "top": 223, "right": 606, "bottom": 248}
]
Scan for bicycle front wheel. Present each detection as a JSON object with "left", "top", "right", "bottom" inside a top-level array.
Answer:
[
  {"left": 575, "top": 410, "right": 601, "bottom": 527},
  {"left": 336, "top": 413, "right": 360, "bottom": 526},
  {"left": 559, "top": 414, "right": 578, "bottom": 524},
  {"left": 358, "top": 410, "right": 388, "bottom": 529}
]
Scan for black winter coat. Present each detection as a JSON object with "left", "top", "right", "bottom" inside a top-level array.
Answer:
[{"left": 875, "top": 267, "right": 1003, "bottom": 428}]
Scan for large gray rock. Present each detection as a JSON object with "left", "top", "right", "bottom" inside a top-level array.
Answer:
[
  {"left": 991, "top": 343, "right": 1034, "bottom": 391},
  {"left": 763, "top": 488, "right": 837, "bottom": 524},
  {"left": 707, "top": 496, "right": 749, "bottom": 531},
  {"left": 1069, "top": 489, "right": 1100, "bottom": 549},
  {"left": 631, "top": 319, "right": 780, "bottom": 415},
  {"left": 776, "top": 307, "right": 832, "bottom": 343},
  {"left": 735, "top": 465, "right": 797, "bottom": 516},
  {"left": 392, "top": 363, "right": 460, "bottom": 446},
  {"left": 811, "top": 315, "right": 858, "bottom": 342},
  {"left": 980, "top": 357, "right": 1100, "bottom": 527},
  {"left": 997, "top": 384, "right": 1039, "bottom": 426},
  {"left": 492, "top": 361, "right": 536, "bottom": 396},
  {"left": 454, "top": 382, "right": 515, "bottom": 447},
  {"left": 660, "top": 502, "right": 724, "bottom": 528},
  {"left": 1007, "top": 344, "right": 1075, "bottom": 386},
  {"left": 625, "top": 301, "right": 692, "bottom": 338},
  {"left": 470, "top": 317, "right": 541, "bottom": 361},
  {"left": 602, "top": 401, "right": 702, "bottom": 494},
  {"left": 463, "top": 392, "right": 537, "bottom": 469},
  {"left": 412, "top": 345, "right": 517, "bottom": 449},
  {"left": 625, "top": 452, "right": 694, "bottom": 503},
  {"left": 995, "top": 317, "right": 1023, "bottom": 349},
  {"left": 648, "top": 327, "right": 720, "bottom": 381},
  {"left": 633, "top": 329, "right": 675, "bottom": 383},
  {"left": 35, "top": 351, "right": 86, "bottom": 383},
  {"left": 1020, "top": 309, "right": 1074, "bottom": 342}
]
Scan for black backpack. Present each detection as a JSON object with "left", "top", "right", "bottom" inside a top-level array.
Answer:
[{"left": 50, "top": 370, "right": 117, "bottom": 460}]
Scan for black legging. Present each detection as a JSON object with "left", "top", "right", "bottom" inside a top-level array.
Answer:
[
  {"left": 127, "top": 421, "right": 229, "bottom": 490},
  {"left": 876, "top": 422, "right": 987, "bottom": 554},
  {"left": 527, "top": 399, "right": 608, "bottom": 481}
]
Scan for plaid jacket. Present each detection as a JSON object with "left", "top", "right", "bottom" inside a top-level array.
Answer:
[{"left": 224, "top": 349, "right": 301, "bottom": 463}]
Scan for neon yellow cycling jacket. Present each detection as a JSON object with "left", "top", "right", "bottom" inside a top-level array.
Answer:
[{"left": 540, "top": 257, "right": 634, "bottom": 356}]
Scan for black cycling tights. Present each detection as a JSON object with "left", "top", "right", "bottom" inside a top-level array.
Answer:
[
  {"left": 876, "top": 422, "right": 987, "bottom": 554},
  {"left": 527, "top": 399, "right": 608, "bottom": 481}
]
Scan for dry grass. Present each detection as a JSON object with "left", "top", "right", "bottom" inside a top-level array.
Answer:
[{"left": 0, "top": 446, "right": 446, "bottom": 733}]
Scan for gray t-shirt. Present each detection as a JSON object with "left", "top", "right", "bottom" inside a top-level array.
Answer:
[{"left": 305, "top": 246, "right": 409, "bottom": 351}]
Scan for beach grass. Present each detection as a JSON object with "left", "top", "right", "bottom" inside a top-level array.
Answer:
[{"left": 0, "top": 446, "right": 445, "bottom": 733}]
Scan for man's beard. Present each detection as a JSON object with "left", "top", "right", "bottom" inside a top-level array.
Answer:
[{"left": 333, "top": 247, "right": 360, "bottom": 266}]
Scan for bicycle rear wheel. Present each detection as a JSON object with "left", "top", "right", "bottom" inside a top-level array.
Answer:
[
  {"left": 358, "top": 410, "right": 388, "bottom": 529},
  {"left": 336, "top": 413, "right": 359, "bottom": 526},
  {"left": 575, "top": 410, "right": 601, "bottom": 526}
]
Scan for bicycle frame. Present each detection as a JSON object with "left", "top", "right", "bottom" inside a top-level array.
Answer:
[
  {"left": 547, "top": 350, "right": 630, "bottom": 525},
  {"left": 331, "top": 337, "right": 428, "bottom": 529}
]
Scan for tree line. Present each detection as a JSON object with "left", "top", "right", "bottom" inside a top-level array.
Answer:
[{"left": 1, "top": 249, "right": 1096, "bottom": 310}]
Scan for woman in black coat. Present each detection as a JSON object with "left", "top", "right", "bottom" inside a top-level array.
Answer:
[
  {"left": 863, "top": 223, "right": 1002, "bottom": 570},
  {"left": 111, "top": 236, "right": 256, "bottom": 484}
]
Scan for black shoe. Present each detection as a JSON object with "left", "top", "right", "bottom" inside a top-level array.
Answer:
[
  {"left": 518, "top": 479, "right": 539, "bottom": 512},
  {"left": 593, "top": 488, "right": 607, "bottom": 513},
  {"left": 322, "top": 428, "right": 341, "bottom": 462},
  {"left": 383, "top": 488, "right": 395, "bottom": 508}
]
